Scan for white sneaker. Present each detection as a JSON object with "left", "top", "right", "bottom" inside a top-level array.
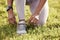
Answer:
[{"left": 17, "top": 21, "right": 27, "bottom": 34}]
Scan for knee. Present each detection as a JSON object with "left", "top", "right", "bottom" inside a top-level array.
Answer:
[{"left": 38, "top": 20, "right": 46, "bottom": 26}]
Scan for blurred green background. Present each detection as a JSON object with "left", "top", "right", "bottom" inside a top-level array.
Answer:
[{"left": 0, "top": 0, "right": 60, "bottom": 40}]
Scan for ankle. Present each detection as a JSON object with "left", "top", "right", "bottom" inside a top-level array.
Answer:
[{"left": 18, "top": 19, "right": 26, "bottom": 24}]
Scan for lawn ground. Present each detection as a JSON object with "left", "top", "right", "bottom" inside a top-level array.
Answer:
[{"left": 0, "top": 0, "right": 60, "bottom": 40}]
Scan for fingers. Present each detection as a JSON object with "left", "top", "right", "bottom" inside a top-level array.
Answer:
[
  {"left": 29, "top": 16, "right": 33, "bottom": 23},
  {"left": 8, "top": 17, "right": 17, "bottom": 24},
  {"left": 8, "top": 18, "right": 14, "bottom": 24},
  {"left": 31, "top": 17, "right": 35, "bottom": 23},
  {"left": 29, "top": 17, "right": 38, "bottom": 24},
  {"left": 33, "top": 18, "right": 38, "bottom": 24},
  {"left": 28, "top": 15, "right": 39, "bottom": 25},
  {"left": 34, "top": 19, "right": 37, "bottom": 24}
]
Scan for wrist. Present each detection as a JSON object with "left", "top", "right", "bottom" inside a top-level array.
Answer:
[
  {"left": 33, "top": 13, "right": 39, "bottom": 17},
  {"left": 6, "top": 6, "right": 13, "bottom": 11}
]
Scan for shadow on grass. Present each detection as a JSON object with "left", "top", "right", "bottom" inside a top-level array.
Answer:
[
  {"left": 0, "top": 24, "right": 37, "bottom": 40},
  {"left": 0, "top": 24, "right": 17, "bottom": 40},
  {"left": 46, "top": 22, "right": 60, "bottom": 29},
  {"left": 0, "top": 23, "right": 60, "bottom": 40}
]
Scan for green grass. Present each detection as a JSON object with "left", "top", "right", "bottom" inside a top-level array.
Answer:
[{"left": 0, "top": 0, "right": 60, "bottom": 40}]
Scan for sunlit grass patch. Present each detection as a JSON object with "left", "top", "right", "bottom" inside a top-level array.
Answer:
[{"left": 0, "top": 0, "right": 60, "bottom": 40}]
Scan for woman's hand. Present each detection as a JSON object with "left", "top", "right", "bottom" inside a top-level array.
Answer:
[
  {"left": 29, "top": 14, "right": 39, "bottom": 24},
  {"left": 8, "top": 9, "right": 17, "bottom": 24}
]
